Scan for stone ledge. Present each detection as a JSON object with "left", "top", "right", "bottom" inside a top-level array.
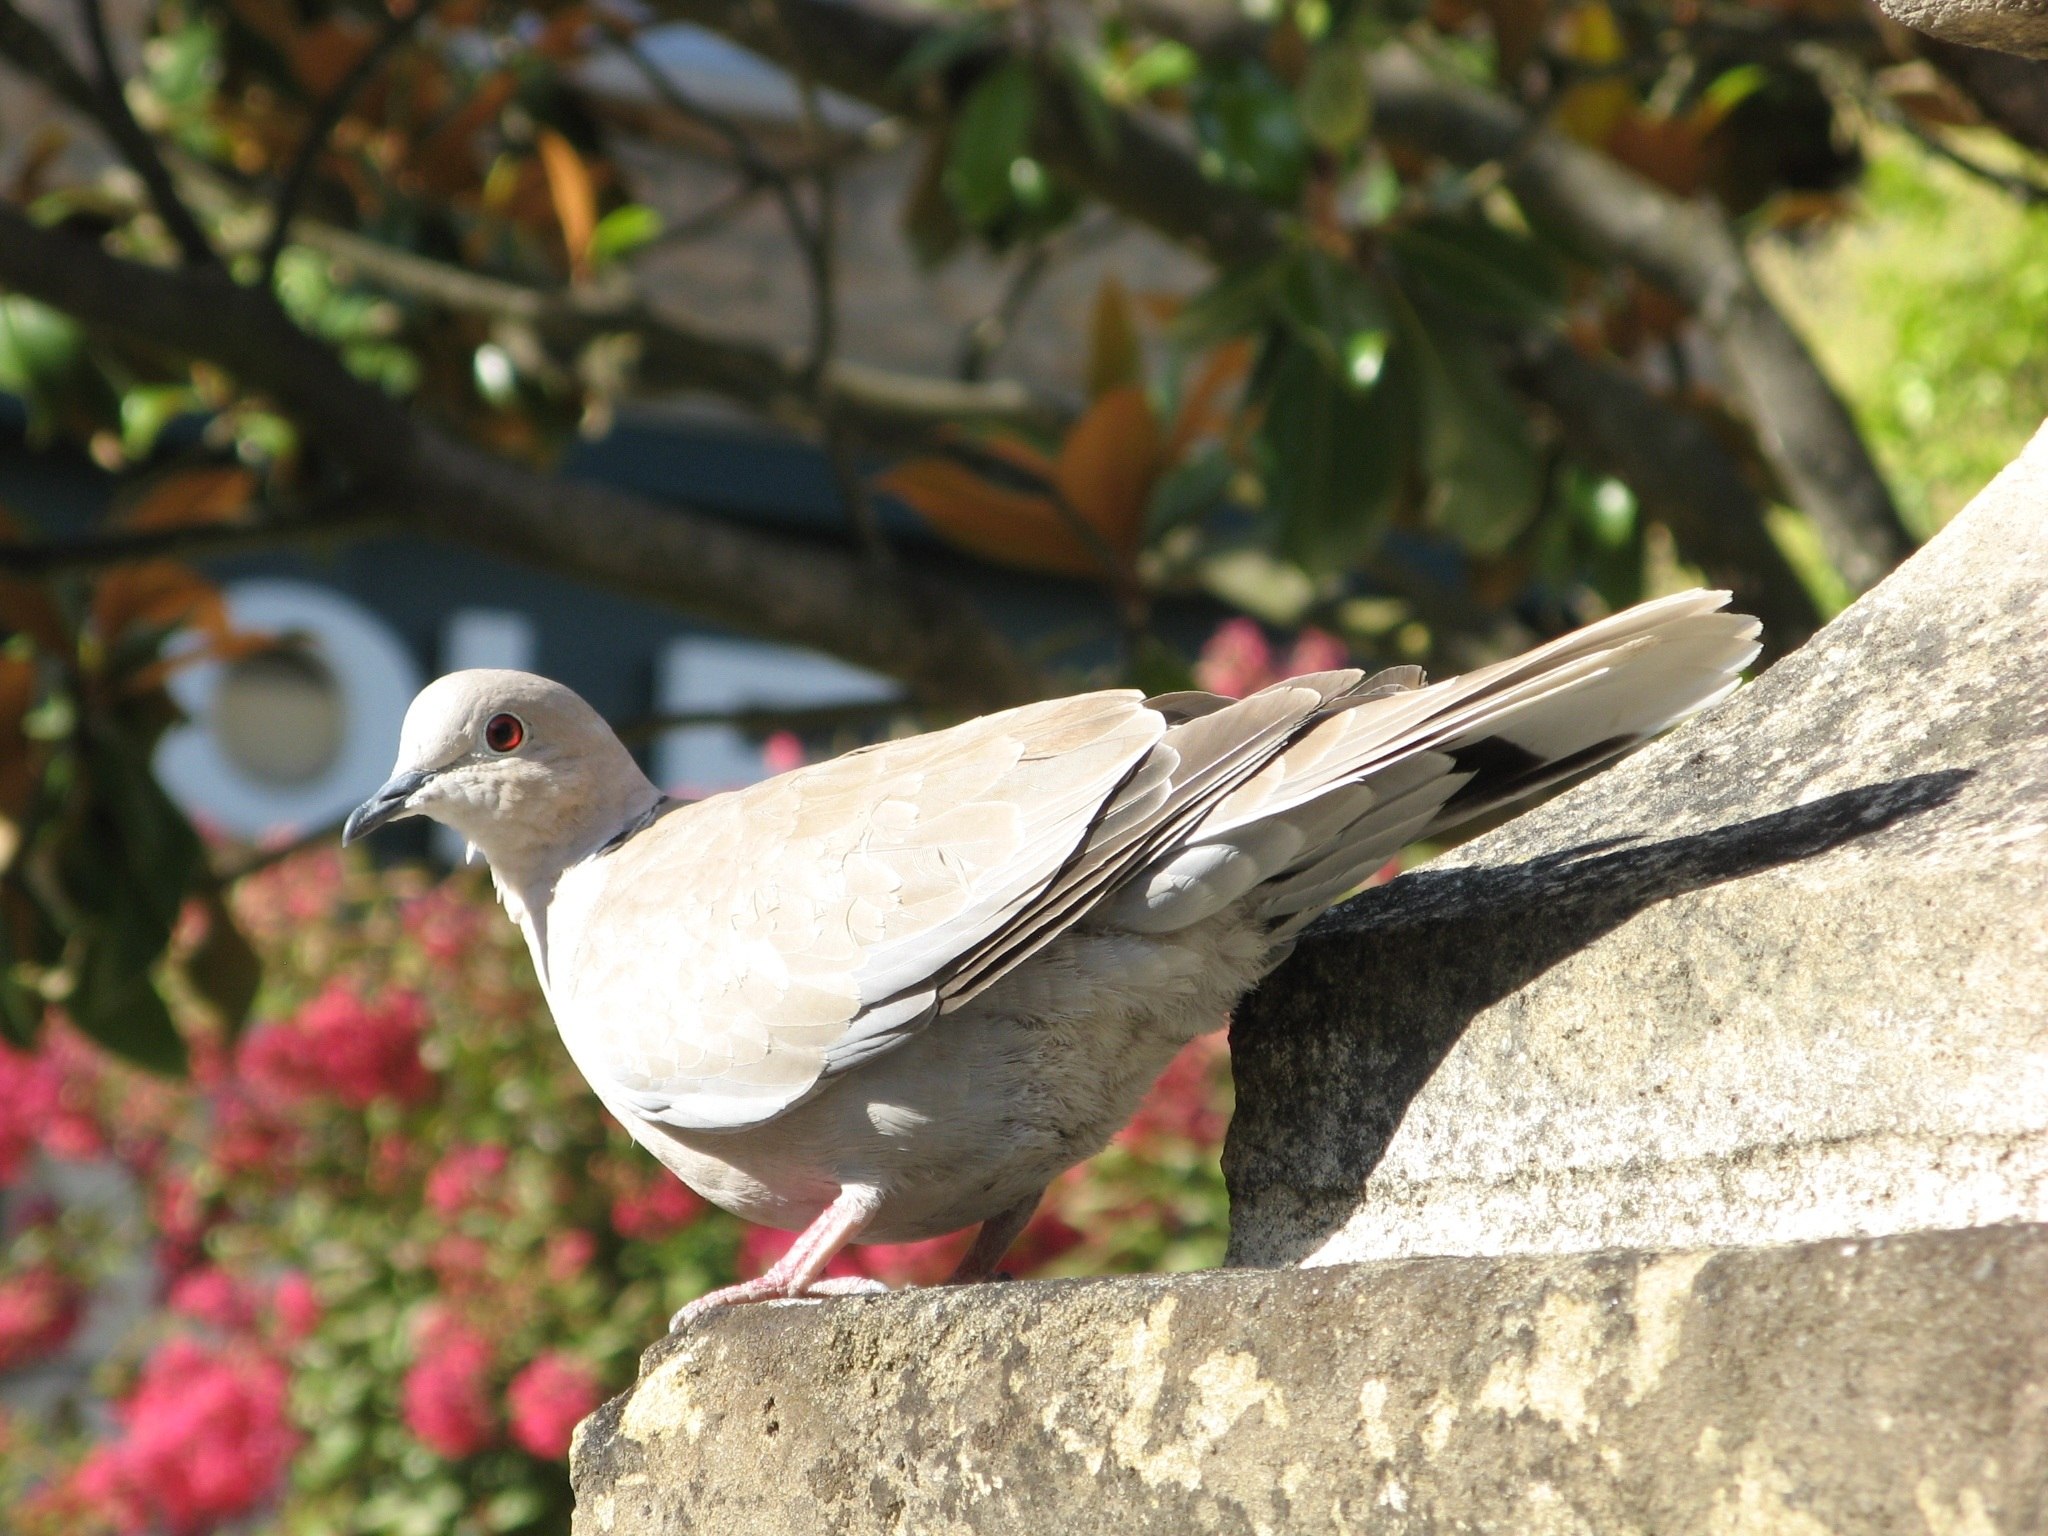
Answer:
[
  {"left": 1874, "top": 0, "right": 2048, "bottom": 58},
  {"left": 572, "top": 1221, "right": 2048, "bottom": 1535}
]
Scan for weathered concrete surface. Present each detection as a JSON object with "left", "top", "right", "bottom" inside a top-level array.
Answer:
[
  {"left": 574, "top": 1221, "right": 2048, "bottom": 1535},
  {"left": 1226, "top": 424, "right": 2048, "bottom": 1269},
  {"left": 1873, "top": 0, "right": 2048, "bottom": 57}
]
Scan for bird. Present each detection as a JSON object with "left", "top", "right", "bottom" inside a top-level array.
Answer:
[{"left": 343, "top": 589, "right": 1758, "bottom": 1327}]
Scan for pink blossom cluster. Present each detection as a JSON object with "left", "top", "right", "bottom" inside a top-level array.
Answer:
[
  {"left": 1116, "top": 1032, "right": 1233, "bottom": 1151},
  {"left": 506, "top": 1353, "right": 603, "bottom": 1459},
  {"left": 425, "top": 1142, "right": 510, "bottom": 1216},
  {"left": 400, "top": 885, "right": 489, "bottom": 966},
  {"left": 1193, "top": 618, "right": 1351, "bottom": 699},
  {"left": 165, "top": 1266, "right": 320, "bottom": 1345},
  {"left": 0, "top": 1029, "right": 106, "bottom": 1181},
  {"left": 608, "top": 1173, "right": 705, "bottom": 1240},
  {"left": 401, "top": 1310, "right": 602, "bottom": 1463},
  {"left": 60, "top": 1337, "right": 298, "bottom": 1536},
  {"left": 237, "top": 984, "right": 436, "bottom": 1109},
  {"left": 403, "top": 1311, "right": 498, "bottom": 1459},
  {"left": 0, "top": 1262, "right": 83, "bottom": 1372}
]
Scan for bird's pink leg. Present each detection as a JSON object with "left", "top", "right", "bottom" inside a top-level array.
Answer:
[
  {"left": 945, "top": 1191, "right": 1045, "bottom": 1285},
  {"left": 669, "top": 1184, "right": 886, "bottom": 1331}
]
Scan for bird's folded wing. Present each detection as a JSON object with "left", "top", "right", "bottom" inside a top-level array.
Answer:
[{"left": 557, "top": 691, "right": 1170, "bottom": 1131}]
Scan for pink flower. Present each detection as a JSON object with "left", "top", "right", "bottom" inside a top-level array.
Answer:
[
  {"left": 0, "top": 1263, "right": 83, "bottom": 1371},
  {"left": 506, "top": 1352, "right": 602, "bottom": 1459},
  {"left": 425, "top": 1143, "right": 508, "bottom": 1216},
  {"left": 271, "top": 1273, "right": 321, "bottom": 1343},
  {"left": 427, "top": 1235, "right": 494, "bottom": 1299},
  {"left": 1193, "top": 617, "right": 1274, "bottom": 699},
  {"left": 204, "top": 1085, "right": 300, "bottom": 1178},
  {"left": 0, "top": 1029, "right": 105, "bottom": 1182},
  {"left": 545, "top": 1229, "right": 597, "bottom": 1284},
  {"left": 1117, "top": 1031, "right": 1231, "bottom": 1151},
  {"left": 237, "top": 984, "right": 435, "bottom": 1110},
  {"left": 761, "top": 731, "right": 806, "bottom": 776},
  {"left": 609, "top": 1176, "right": 704, "bottom": 1240},
  {"left": 1193, "top": 619, "right": 1351, "bottom": 698},
  {"left": 234, "top": 846, "right": 345, "bottom": 937},
  {"left": 167, "top": 1267, "right": 260, "bottom": 1332},
  {"left": 400, "top": 885, "right": 488, "bottom": 965},
  {"left": 1284, "top": 627, "right": 1350, "bottom": 676},
  {"left": 1006, "top": 1211, "right": 1085, "bottom": 1275},
  {"left": 150, "top": 1173, "right": 212, "bottom": 1279},
  {"left": 403, "top": 1315, "right": 497, "bottom": 1459},
  {"left": 67, "top": 1337, "right": 297, "bottom": 1535}
]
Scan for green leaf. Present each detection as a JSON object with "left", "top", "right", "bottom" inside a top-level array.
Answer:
[
  {"left": 1169, "top": 259, "right": 1286, "bottom": 352},
  {"left": 1146, "top": 443, "right": 1235, "bottom": 537},
  {"left": 1390, "top": 215, "right": 1566, "bottom": 323},
  {"left": 1272, "top": 248, "right": 1392, "bottom": 377},
  {"left": 120, "top": 385, "right": 199, "bottom": 460},
  {"left": 1191, "top": 59, "right": 1308, "bottom": 204},
  {"left": 184, "top": 893, "right": 262, "bottom": 1038},
  {"left": 0, "top": 908, "right": 42, "bottom": 1050},
  {"left": 0, "top": 296, "right": 81, "bottom": 395},
  {"left": 1258, "top": 336, "right": 1404, "bottom": 570},
  {"left": 943, "top": 63, "right": 1038, "bottom": 230},
  {"left": 588, "top": 204, "right": 664, "bottom": 267},
  {"left": 67, "top": 938, "right": 187, "bottom": 1075},
  {"left": 1401, "top": 303, "right": 1542, "bottom": 555},
  {"left": 1119, "top": 41, "right": 1199, "bottom": 98},
  {"left": 890, "top": 16, "right": 1000, "bottom": 88},
  {"left": 1299, "top": 45, "right": 1371, "bottom": 153}
]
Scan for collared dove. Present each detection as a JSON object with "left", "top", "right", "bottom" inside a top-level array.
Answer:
[{"left": 345, "top": 590, "right": 1758, "bottom": 1325}]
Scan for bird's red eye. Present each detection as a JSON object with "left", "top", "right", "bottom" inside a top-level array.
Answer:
[{"left": 484, "top": 713, "right": 525, "bottom": 753}]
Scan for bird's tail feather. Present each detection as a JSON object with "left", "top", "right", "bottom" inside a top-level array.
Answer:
[{"left": 1102, "top": 591, "right": 1760, "bottom": 940}]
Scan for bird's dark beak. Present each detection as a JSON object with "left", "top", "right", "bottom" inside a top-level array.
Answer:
[{"left": 342, "top": 769, "right": 432, "bottom": 845}]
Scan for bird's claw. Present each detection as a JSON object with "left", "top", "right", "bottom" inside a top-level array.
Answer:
[{"left": 669, "top": 1274, "right": 890, "bottom": 1332}]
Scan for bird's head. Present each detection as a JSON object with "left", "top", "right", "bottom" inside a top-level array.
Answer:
[{"left": 343, "top": 669, "right": 658, "bottom": 884}]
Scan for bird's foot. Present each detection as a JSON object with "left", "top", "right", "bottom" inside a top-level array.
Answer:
[{"left": 669, "top": 1273, "right": 888, "bottom": 1332}]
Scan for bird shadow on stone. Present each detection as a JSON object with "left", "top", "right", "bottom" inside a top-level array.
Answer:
[{"left": 1222, "top": 767, "right": 1973, "bottom": 1266}]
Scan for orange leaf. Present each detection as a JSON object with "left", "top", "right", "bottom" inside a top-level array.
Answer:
[
  {"left": 532, "top": 6, "right": 591, "bottom": 60},
  {"left": 1166, "top": 337, "right": 1252, "bottom": 464},
  {"left": 1085, "top": 276, "right": 1142, "bottom": 401},
  {"left": 118, "top": 467, "right": 256, "bottom": 531},
  {"left": 1053, "top": 387, "right": 1162, "bottom": 568},
  {"left": 877, "top": 460, "right": 1105, "bottom": 579},
  {"left": 93, "top": 562, "right": 228, "bottom": 647},
  {"left": 410, "top": 73, "right": 517, "bottom": 198},
  {"left": 955, "top": 431, "right": 1058, "bottom": 483},
  {"left": 537, "top": 129, "right": 598, "bottom": 280},
  {"left": 289, "top": 20, "right": 376, "bottom": 96}
]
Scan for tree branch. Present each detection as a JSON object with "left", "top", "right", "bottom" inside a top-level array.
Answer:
[
  {"left": 257, "top": 0, "right": 440, "bottom": 285},
  {"left": 66, "top": 0, "right": 216, "bottom": 265},
  {"left": 287, "top": 218, "right": 1064, "bottom": 448},
  {"left": 0, "top": 495, "right": 388, "bottom": 573},
  {"left": 0, "top": 203, "right": 1042, "bottom": 709}
]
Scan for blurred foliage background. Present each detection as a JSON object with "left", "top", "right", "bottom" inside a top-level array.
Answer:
[{"left": 0, "top": 0, "right": 2043, "bottom": 1527}]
